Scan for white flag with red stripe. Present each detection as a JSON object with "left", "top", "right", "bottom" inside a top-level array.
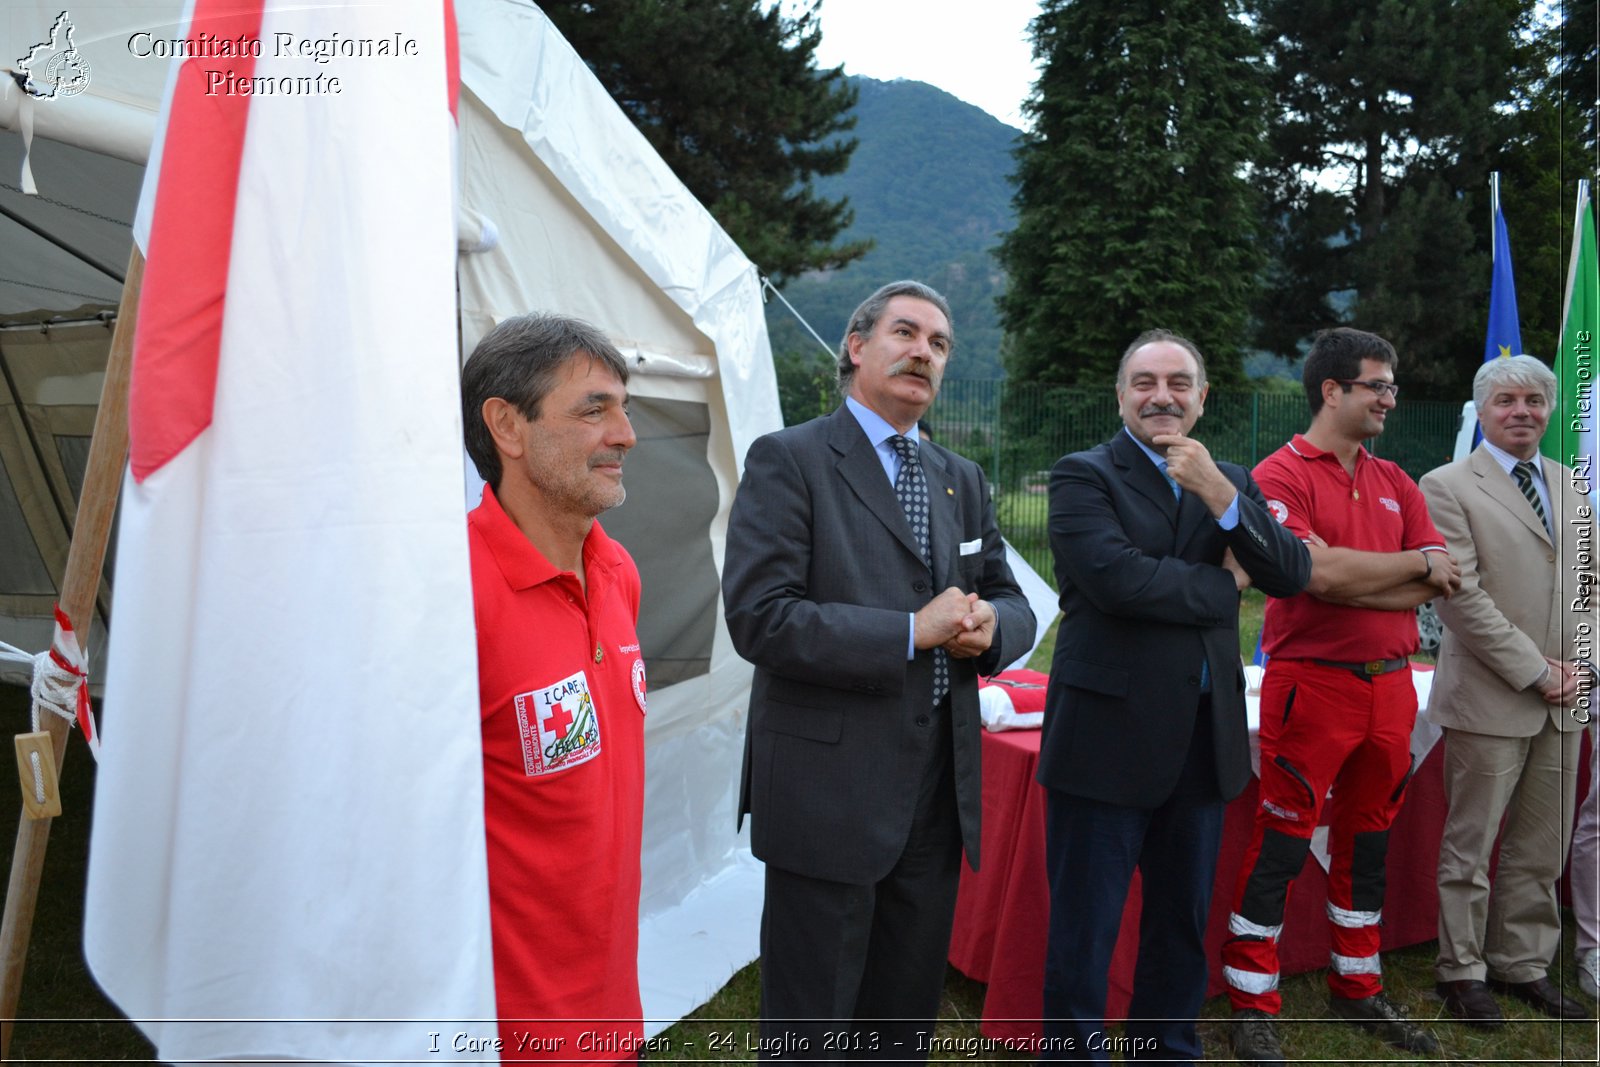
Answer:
[{"left": 83, "top": 1, "right": 497, "bottom": 1061}]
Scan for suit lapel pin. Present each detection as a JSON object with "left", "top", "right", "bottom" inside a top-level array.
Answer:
[{"left": 946, "top": 487, "right": 954, "bottom": 496}]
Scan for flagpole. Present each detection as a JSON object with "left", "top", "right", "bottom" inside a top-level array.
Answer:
[
  {"left": 0, "top": 247, "right": 142, "bottom": 1062},
  {"left": 1489, "top": 171, "right": 1500, "bottom": 260}
]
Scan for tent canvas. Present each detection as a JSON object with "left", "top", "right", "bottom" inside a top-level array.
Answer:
[{"left": 0, "top": 0, "right": 771, "bottom": 1032}]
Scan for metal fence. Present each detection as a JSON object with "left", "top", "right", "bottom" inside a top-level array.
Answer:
[{"left": 925, "top": 381, "right": 1466, "bottom": 581}]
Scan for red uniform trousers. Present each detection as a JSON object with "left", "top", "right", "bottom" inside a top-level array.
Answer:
[{"left": 1221, "top": 660, "right": 1419, "bottom": 1012}]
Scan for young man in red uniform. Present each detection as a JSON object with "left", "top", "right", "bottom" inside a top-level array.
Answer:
[
  {"left": 461, "top": 314, "right": 647, "bottom": 1061},
  {"left": 1222, "top": 328, "right": 1462, "bottom": 1063}
]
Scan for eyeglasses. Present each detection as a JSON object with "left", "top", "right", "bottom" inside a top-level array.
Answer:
[{"left": 1334, "top": 379, "right": 1400, "bottom": 399}]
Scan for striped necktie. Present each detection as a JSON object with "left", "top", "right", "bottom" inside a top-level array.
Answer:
[{"left": 1512, "top": 460, "right": 1550, "bottom": 536}]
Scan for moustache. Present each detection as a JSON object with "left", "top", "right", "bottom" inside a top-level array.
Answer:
[
  {"left": 588, "top": 451, "right": 628, "bottom": 468},
  {"left": 1139, "top": 404, "right": 1184, "bottom": 418},
  {"left": 889, "top": 360, "right": 934, "bottom": 381}
]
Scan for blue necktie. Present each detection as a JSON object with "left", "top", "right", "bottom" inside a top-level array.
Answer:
[
  {"left": 1162, "top": 460, "right": 1210, "bottom": 691},
  {"left": 1160, "top": 462, "right": 1181, "bottom": 499}
]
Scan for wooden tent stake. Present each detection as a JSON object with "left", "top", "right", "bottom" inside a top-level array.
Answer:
[{"left": 0, "top": 247, "right": 142, "bottom": 1062}]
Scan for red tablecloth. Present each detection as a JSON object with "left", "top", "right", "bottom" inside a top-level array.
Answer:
[{"left": 947, "top": 706, "right": 1449, "bottom": 1045}]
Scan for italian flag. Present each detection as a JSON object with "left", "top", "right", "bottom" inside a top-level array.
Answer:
[{"left": 1543, "top": 179, "right": 1597, "bottom": 486}]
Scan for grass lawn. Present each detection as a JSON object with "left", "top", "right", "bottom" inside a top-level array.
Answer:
[{"left": 656, "top": 941, "right": 1599, "bottom": 1063}]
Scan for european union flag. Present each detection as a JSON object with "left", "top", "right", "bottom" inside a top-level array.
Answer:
[
  {"left": 1484, "top": 203, "right": 1522, "bottom": 364},
  {"left": 1472, "top": 200, "right": 1523, "bottom": 447}
]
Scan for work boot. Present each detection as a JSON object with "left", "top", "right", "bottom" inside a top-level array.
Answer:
[
  {"left": 1329, "top": 991, "right": 1439, "bottom": 1054},
  {"left": 1229, "top": 1008, "right": 1284, "bottom": 1065}
]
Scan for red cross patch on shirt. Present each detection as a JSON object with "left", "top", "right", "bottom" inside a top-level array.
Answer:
[{"left": 512, "top": 669, "right": 602, "bottom": 777}]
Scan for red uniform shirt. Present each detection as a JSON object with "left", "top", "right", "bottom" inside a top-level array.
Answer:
[
  {"left": 1254, "top": 434, "right": 1445, "bottom": 661},
  {"left": 468, "top": 485, "right": 646, "bottom": 1061}
]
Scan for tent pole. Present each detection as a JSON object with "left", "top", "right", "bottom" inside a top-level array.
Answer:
[{"left": 0, "top": 247, "right": 142, "bottom": 1063}]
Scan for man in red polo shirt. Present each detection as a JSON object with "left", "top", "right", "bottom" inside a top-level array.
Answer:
[
  {"left": 461, "top": 314, "right": 647, "bottom": 1061},
  {"left": 1222, "top": 328, "right": 1461, "bottom": 1063}
]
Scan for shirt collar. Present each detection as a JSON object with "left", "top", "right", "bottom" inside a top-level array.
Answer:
[
  {"left": 1284, "top": 433, "right": 1325, "bottom": 460},
  {"left": 1284, "top": 432, "right": 1372, "bottom": 468},
  {"left": 846, "top": 395, "right": 919, "bottom": 449},
  {"left": 470, "top": 483, "right": 622, "bottom": 592},
  {"left": 1480, "top": 437, "right": 1543, "bottom": 481},
  {"left": 1122, "top": 426, "right": 1168, "bottom": 472}
]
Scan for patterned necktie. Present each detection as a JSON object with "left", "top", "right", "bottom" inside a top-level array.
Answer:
[
  {"left": 1513, "top": 460, "right": 1550, "bottom": 535},
  {"left": 890, "top": 435, "right": 948, "bottom": 706}
]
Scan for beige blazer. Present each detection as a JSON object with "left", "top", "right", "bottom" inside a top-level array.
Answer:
[{"left": 1420, "top": 446, "right": 1592, "bottom": 737}]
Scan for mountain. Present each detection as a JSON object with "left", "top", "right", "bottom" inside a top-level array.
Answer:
[{"left": 764, "top": 76, "right": 1021, "bottom": 394}]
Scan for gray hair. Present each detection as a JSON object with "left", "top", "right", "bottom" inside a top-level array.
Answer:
[
  {"left": 461, "top": 313, "right": 629, "bottom": 488},
  {"left": 836, "top": 280, "right": 954, "bottom": 392},
  {"left": 1116, "top": 329, "right": 1207, "bottom": 390},
  {"left": 1473, "top": 354, "right": 1557, "bottom": 413}
]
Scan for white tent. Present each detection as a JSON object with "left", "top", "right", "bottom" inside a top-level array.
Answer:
[{"left": 0, "top": 0, "right": 771, "bottom": 1031}]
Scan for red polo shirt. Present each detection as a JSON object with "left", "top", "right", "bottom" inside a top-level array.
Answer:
[
  {"left": 1254, "top": 434, "right": 1445, "bottom": 662},
  {"left": 469, "top": 485, "right": 646, "bottom": 1060}
]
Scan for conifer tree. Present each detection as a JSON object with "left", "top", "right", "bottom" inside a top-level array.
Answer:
[
  {"left": 999, "top": 0, "right": 1266, "bottom": 386},
  {"left": 1559, "top": 0, "right": 1597, "bottom": 155},
  {"left": 1249, "top": 0, "right": 1536, "bottom": 397},
  {"left": 540, "top": 0, "right": 869, "bottom": 280}
]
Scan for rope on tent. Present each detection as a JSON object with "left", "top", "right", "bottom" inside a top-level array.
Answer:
[
  {"left": 0, "top": 640, "right": 76, "bottom": 810},
  {"left": 0, "top": 607, "right": 97, "bottom": 774},
  {"left": 0, "top": 643, "right": 76, "bottom": 739},
  {"left": 760, "top": 276, "right": 834, "bottom": 358}
]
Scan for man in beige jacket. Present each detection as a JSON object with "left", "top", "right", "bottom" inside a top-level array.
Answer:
[{"left": 1421, "top": 355, "right": 1593, "bottom": 1025}]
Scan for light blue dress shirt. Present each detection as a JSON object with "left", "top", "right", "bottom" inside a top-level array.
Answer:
[
  {"left": 1122, "top": 427, "right": 1240, "bottom": 529},
  {"left": 846, "top": 397, "right": 923, "bottom": 660}
]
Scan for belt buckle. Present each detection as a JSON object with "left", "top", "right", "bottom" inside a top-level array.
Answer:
[{"left": 1363, "top": 659, "right": 1385, "bottom": 675}]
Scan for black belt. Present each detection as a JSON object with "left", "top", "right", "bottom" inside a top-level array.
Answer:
[{"left": 1312, "top": 657, "right": 1409, "bottom": 680}]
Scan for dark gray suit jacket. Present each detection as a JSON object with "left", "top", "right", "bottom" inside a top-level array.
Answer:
[
  {"left": 723, "top": 405, "right": 1035, "bottom": 885},
  {"left": 1039, "top": 431, "right": 1310, "bottom": 808}
]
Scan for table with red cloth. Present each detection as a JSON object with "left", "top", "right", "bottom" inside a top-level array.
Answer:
[{"left": 948, "top": 666, "right": 1453, "bottom": 1046}]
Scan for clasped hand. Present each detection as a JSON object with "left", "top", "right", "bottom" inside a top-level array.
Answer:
[
  {"left": 1539, "top": 657, "right": 1588, "bottom": 705},
  {"left": 914, "top": 587, "right": 996, "bottom": 659}
]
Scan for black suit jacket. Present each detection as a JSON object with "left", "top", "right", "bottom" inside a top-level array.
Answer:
[
  {"left": 1038, "top": 431, "right": 1309, "bottom": 808},
  {"left": 723, "top": 405, "right": 1035, "bottom": 884}
]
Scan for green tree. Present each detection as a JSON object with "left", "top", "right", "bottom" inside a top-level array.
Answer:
[
  {"left": 998, "top": 0, "right": 1267, "bottom": 387},
  {"left": 1492, "top": 19, "right": 1580, "bottom": 366},
  {"left": 772, "top": 345, "right": 836, "bottom": 426},
  {"left": 1249, "top": 0, "right": 1540, "bottom": 398},
  {"left": 539, "top": 0, "right": 869, "bottom": 280},
  {"left": 1559, "top": 0, "right": 1597, "bottom": 156}
]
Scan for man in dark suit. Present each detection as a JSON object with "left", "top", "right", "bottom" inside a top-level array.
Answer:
[
  {"left": 722, "top": 280, "right": 1035, "bottom": 1061},
  {"left": 1039, "top": 330, "right": 1309, "bottom": 1064}
]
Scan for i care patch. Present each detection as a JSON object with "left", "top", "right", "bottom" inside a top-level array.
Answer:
[{"left": 513, "top": 669, "right": 602, "bottom": 777}]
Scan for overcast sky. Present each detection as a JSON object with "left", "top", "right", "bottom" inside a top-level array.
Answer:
[{"left": 806, "top": 0, "right": 1042, "bottom": 129}]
